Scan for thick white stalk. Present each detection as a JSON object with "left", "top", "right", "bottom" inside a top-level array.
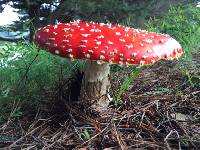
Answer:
[{"left": 80, "top": 60, "right": 111, "bottom": 110}]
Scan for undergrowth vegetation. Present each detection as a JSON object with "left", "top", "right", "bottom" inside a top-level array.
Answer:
[
  {"left": 145, "top": 4, "right": 200, "bottom": 60},
  {"left": 0, "top": 4, "right": 199, "bottom": 123},
  {"left": 0, "top": 42, "right": 85, "bottom": 122},
  {"left": 114, "top": 4, "right": 200, "bottom": 103}
]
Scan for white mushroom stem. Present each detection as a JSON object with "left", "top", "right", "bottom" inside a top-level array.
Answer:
[{"left": 80, "top": 60, "right": 111, "bottom": 110}]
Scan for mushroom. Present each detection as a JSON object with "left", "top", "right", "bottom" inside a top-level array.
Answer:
[{"left": 34, "top": 21, "right": 183, "bottom": 111}]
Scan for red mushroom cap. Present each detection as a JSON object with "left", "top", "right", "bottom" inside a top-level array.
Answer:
[{"left": 34, "top": 21, "right": 183, "bottom": 65}]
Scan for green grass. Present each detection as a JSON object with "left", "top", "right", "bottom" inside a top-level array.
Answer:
[
  {"left": 145, "top": 4, "right": 200, "bottom": 61},
  {"left": 114, "top": 67, "right": 141, "bottom": 104},
  {"left": 0, "top": 42, "right": 85, "bottom": 122}
]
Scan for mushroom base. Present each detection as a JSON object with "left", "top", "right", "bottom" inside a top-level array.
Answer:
[{"left": 80, "top": 60, "right": 111, "bottom": 111}]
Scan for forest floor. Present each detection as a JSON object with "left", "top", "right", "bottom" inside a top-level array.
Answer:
[{"left": 0, "top": 51, "right": 200, "bottom": 150}]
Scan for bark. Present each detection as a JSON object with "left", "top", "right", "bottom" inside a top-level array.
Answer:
[{"left": 80, "top": 60, "right": 111, "bottom": 111}]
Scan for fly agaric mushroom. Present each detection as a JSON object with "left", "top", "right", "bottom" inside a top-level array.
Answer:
[{"left": 34, "top": 21, "right": 183, "bottom": 110}]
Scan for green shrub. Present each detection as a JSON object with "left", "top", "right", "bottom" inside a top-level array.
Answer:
[
  {"left": 0, "top": 42, "right": 85, "bottom": 122},
  {"left": 145, "top": 4, "right": 200, "bottom": 61}
]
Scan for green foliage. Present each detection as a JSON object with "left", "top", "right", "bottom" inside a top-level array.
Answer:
[
  {"left": 181, "top": 69, "right": 195, "bottom": 87},
  {"left": 145, "top": 4, "right": 200, "bottom": 90},
  {"left": 11, "top": 107, "right": 23, "bottom": 119},
  {"left": 82, "top": 129, "right": 91, "bottom": 141},
  {"left": 145, "top": 4, "right": 200, "bottom": 61},
  {"left": 0, "top": 42, "right": 85, "bottom": 122},
  {"left": 113, "top": 4, "right": 200, "bottom": 105},
  {"left": 114, "top": 67, "right": 141, "bottom": 104},
  {"left": 110, "top": 64, "right": 122, "bottom": 72}
]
